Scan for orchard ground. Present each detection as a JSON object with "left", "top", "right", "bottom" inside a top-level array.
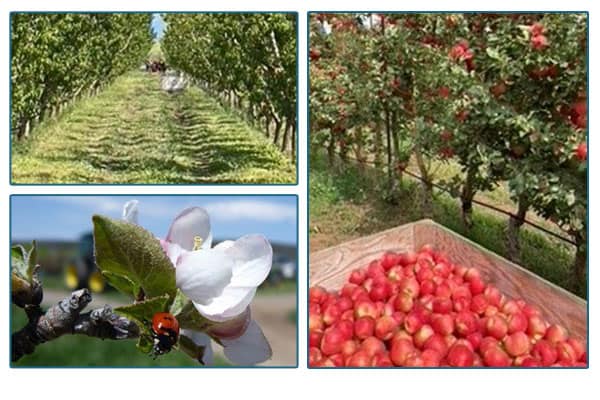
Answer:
[
  {"left": 11, "top": 71, "right": 295, "bottom": 184},
  {"left": 11, "top": 283, "right": 297, "bottom": 367},
  {"left": 310, "top": 151, "right": 580, "bottom": 298}
]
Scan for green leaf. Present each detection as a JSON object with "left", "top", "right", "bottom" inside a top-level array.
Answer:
[
  {"left": 179, "top": 334, "right": 207, "bottom": 365},
  {"left": 11, "top": 241, "right": 37, "bottom": 282},
  {"left": 115, "top": 294, "right": 171, "bottom": 330},
  {"left": 101, "top": 271, "right": 139, "bottom": 299},
  {"left": 11, "top": 245, "right": 28, "bottom": 279},
  {"left": 137, "top": 334, "right": 153, "bottom": 353},
  {"left": 169, "top": 289, "right": 188, "bottom": 316},
  {"left": 27, "top": 240, "right": 38, "bottom": 280},
  {"left": 175, "top": 301, "right": 213, "bottom": 331},
  {"left": 92, "top": 215, "right": 176, "bottom": 299}
]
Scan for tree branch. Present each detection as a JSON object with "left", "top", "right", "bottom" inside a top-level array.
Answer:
[{"left": 12, "top": 289, "right": 139, "bottom": 362}]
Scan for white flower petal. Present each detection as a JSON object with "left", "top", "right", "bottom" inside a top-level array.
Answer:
[
  {"left": 167, "top": 207, "right": 212, "bottom": 251},
  {"left": 176, "top": 249, "right": 233, "bottom": 304},
  {"left": 161, "top": 240, "right": 184, "bottom": 267},
  {"left": 225, "top": 235, "right": 272, "bottom": 287},
  {"left": 221, "top": 320, "right": 272, "bottom": 365},
  {"left": 214, "top": 240, "right": 235, "bottom": 250},
  {"left": 208, "top": 307, "right": 251, "bottom": 340},
  {"left": 180, "top": 330, "right": 214, "bottom": 365},
  {"left": 194, "top": 287, "right": 256, "bottom": 322},
  {"left": 122, "top": 200, "right": 139, "bottom": 224}
]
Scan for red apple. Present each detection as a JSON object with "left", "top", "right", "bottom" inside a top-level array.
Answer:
[
  {"left": 532, "top": 340, "right": 558, "bottom": 366},
  {"left": 507, "top": 313, "right": 528, "bottom": 334},
  {"left": 455, "top": 311, "right": 479, "bottom": 337},
  {"left": 431, "top": 313, "right": 454, "bottom": 336},
  {"left": 414, "top": 324, "right": 435, "bottom": 349},
  {"left": 348, "top": 268, "right": 366, "bottom": 285},
  {"left": 545, "top": 324, "right": 569, "bottom": 344},
  {"left": 309, "top": 330, "right": 323, "bottom": 348},
  {"left": 355, "top": 300, "right": 378, "bottom": 319},
  {"left": 361, "top": 337, "right": 386, "bottom": 357},
  {"left": 375, "top": 315, "right": 398, "bottom": 341},
  {"left": 322, "top": 304, "right": 341, "bottom": 326},
  {"left": 390, "top": 339, "right": 417, "bottom": 366},
  {"left": 447, "top": 344, "right": 475, "bottom": 367},
  {"left": 486, "top": 315, "right": 508, "bottom": 340},
  {"left": 482, "top": 346, "right": 511, "bottom": 367},
  {"left": 527, "top": 315, "right": 548, "bottom": 340},
  {"left": 309, "top": 347, "right": 323, "bottom": 366},
  {"left": 346, "top": 351, "right": 372, "bottom": 367},
  {"left": 309, "top": 286, "right": 328, "bottom": 304},
  {"left": 504, "top": 332, "right": 531, "bottom": 357},
  {"left": 320, "top": 328, "right": 345, "bottom": 356}
]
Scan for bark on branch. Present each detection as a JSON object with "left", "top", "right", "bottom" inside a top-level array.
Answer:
[{"left": 12, "top": 289, "right": 139, "bottom": 362}]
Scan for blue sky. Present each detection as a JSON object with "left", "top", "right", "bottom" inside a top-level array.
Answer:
[
  {"left": 151, "top": 14, "right": 166, "bottom": 39},
  {"left": 11, "top": 196, "right": 297, "bottom": 245}
]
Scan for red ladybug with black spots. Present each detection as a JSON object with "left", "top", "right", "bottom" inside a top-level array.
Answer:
[{"left": 150, "top": 312, "right": 180, "bottom": 357}]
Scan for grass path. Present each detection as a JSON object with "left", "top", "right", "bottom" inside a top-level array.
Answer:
[{"left": 12, "top": 71, "right": 295, "bottom": 184}]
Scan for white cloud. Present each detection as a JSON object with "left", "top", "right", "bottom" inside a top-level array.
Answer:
[
  {"left": 42, "top": 197, "right": 295, "bottom": 223},
  {"left": 203, "top": 200, "right": 296, "bottom": 222},
  {"left": 44, "top": 196, "right": 173, "bottom": 219},
  {"left": 44, "top": 196, "right": 125, "bottom": 214}
]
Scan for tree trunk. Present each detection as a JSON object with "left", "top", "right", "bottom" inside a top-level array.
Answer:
[
  {"left": 390, "top": 111, "right": 402, "bottom": 186},
  {"left": 264, "top": 115, "right": 271, "bottom": 138},
  {"left": 506, "top": 197, "right": 529, "bottom": 264},
  {"left": 461, "top": 169, "right": 476, "bottom": 229},
  {"left": 385, "top": 106, "right": 394, "bottom": 195},
  {"left": 281, "top": 119, "right": 291, "bottom": 153},
  {"left": 374, "top": 119, "right": 384, "bottom": 170},
  {"left": 291, "top": 123, "right": 296, "bottom": 161},
  {"left": 414, "top": 145, "right": 433, "bottom": 218},
  {"left": 327, "top": 134, "right": 336, "bottom": 166},
  {"left": 273, "top": 118, "right": 282, "bottom": 147},
  {"left": 572, "top": 233, "right": 587, "bottom": 295}
]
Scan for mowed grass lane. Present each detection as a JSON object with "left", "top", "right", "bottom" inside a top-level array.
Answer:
[{"left": 12, "top": 71, "right": 295, "bottom": 184}]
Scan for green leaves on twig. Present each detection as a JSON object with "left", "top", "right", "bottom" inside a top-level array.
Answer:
[{"left": 92, "top": 215, "right": 176, "bottom": 300}]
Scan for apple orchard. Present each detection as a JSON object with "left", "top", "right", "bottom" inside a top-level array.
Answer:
[{"left": 309, "top": 13, "right": 587, "bottom": 293}]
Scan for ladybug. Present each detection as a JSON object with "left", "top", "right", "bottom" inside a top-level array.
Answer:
[{"left": 150, "top": 312, "right": 180, "bottom": 358}]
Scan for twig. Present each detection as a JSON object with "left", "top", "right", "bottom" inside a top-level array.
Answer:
[{"left": 11, "top": 289, "right": 139, "bottom": 362}]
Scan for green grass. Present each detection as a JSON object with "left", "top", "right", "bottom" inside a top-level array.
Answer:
[
  {"left": 10, "top": 305, "right": 229, "bottom": 367},
  {"left": 310, "top": 151, "right": 582, "bottom": 299},
  {"left": 12, "top": 71, "right": 295, "bottom": 184},
  {"left": 257, "top": 280, "right": 297, "bottom": 295}
]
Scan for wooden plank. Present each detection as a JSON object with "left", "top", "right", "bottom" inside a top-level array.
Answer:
[
  {"left": 310, "top": 219, "right": 587, "bottom": 342},
  {"left": 310, "top": 223, "right": 415, "bottom": 290}
]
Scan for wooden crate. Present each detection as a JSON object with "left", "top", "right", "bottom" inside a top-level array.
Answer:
[{"left": 310, "top": 219, "right": 587, "bottom": 341}]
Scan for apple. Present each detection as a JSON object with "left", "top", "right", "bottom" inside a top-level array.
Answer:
[
  {"left": 482, "top": 346, "right": 511, "bottom": 367},
  {"left": 320, "top": 328, "right": 345, "bottom": 356},
  {"left": 532, "top": 340, "right": 558, "bottom": 366},
  {"left": 355, "top": 300, "right": 379, "bottom": 319},
  {"left": 485, "top": 315, "right": 508, "bottom": 340},
  {"left": 390, "top": 338, "right": 417, "bottom": 366},
  {"left": 375, "top": 315, "right": 398, "bottom": 341},
  {"left": 504, "top": 332, "right": 531, "bottom": 357},
  {"left": 447, "top": 344, "right": 475, "bottom": 367}
]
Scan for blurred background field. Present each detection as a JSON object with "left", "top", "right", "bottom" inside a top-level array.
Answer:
[{"left": 11, "top": 196, "right": 298, "bottom": 367}]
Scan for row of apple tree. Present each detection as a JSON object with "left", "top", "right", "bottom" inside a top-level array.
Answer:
[
  {"left": 11, "top": 13, "right": 152, "bottom": 139},
  {"left": 310, "top": 13, "right": 587, "bottom": 293},
  {"left": 162, "top": 13, "right": 297, "bottom": 158}
]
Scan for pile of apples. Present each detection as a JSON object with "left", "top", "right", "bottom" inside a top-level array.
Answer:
[{"left": 309, "top": 245, "right": 587, "bottom": 367}]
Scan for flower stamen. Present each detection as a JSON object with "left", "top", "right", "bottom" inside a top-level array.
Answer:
[{"left": 193, "top": 236, "right": 203, "bottom": 251}]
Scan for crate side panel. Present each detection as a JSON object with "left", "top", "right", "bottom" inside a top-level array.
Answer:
[{"left": 310, "top": 224, "right": 415, "bottom": 290}]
